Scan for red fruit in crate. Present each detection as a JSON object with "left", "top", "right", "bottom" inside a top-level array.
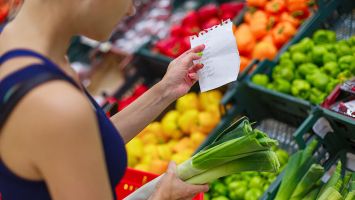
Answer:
[
  {"left": 182, "top": 25, "right": 201, "bottom": 37},
  {"left": 220, "top": 12, "right": 235, "bottom": 21},
  {"left": 165, "top": 40, "right": 187, "bottom": 58},
  {"left": 338, "top": 102, "right": 348, "bottom": 113},
  {"left": 202, "top": 17, "right": 220, "bottom": 30},
  {"left": 0, "top": 3, "right": 9, "bottom": 23},
  {"left": 182, "top": 11, "right": 200, "bottom": 26},
  {"left": 220, "top": 2, "right": 244, "bottom": 17},
  {"left": 133, "top": 84, "right": 148, "bottom": 97},
  {"left": 170, "top": 24, "right": 184, "bottom": 38},
  {"left": 198, "top": 4, "right": 219, "bottom": 21},
  {"left": 118, "top": 96, "right": 135, "bottom": 111},
  {"left": 154, "top": 37, "right": 177, "bottom": 55}
]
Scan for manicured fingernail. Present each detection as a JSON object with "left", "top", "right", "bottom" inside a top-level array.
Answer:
[{"left": 197, "top": 52, "right": 203, "bottom": 56}]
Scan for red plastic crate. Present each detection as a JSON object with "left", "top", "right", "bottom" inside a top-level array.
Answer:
[{"left": 116, "top": 168, "right": 203, "bottom": 200}]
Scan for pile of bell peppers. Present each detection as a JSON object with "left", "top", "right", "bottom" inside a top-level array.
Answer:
[
  {"left": 234, "top": 0, "right": 315, "bottom": 71},
  {"left": 252, "top": 30, "right": 355, "bottom": 104},
  {"left": 153, "top": 2, "right": 244, "bottom": 58},
  {"left": 204, "top": 147, "right": 289, "bottom": 200}
]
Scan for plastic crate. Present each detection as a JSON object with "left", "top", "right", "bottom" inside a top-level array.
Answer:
[{"left": 116, "top": 168, "right": 203, "bottom": 200}]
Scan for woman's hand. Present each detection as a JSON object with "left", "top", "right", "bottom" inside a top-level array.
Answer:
[
  {"left": 149, "top": 162, "right": 209, "bottom": 200},
  {"left": 159, "top": 44, "right": 205, "bottom": 100}
]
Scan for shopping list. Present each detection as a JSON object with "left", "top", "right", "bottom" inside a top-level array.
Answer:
[{"left": 190, "top": 19, "right": 240, "bottom": 92}]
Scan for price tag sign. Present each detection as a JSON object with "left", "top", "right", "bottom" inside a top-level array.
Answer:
[
  {"left": 312, "top": 117, "right": 334, "bottom": 139},
  {"left": 190, "top": 19, "right": 240, "bottom": 92}
]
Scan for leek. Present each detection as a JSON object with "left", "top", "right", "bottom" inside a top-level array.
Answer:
[
  {"left": 344, "top": 191, "right": 355, "bottom": 200},
  {"left": 318, "top": 162, "right": 342, "bottom": 198},
  {"left": 317, "top": 187, "right": 343, "bottom": 200},
  {"left": 124, "top": 117, "right": 280, "bottom": 200},
  {"left": 274, "top": 140, "right": 319, "bottom": 200},
  {"left": 303, "top": 188, "right": 321, "bottom": 200},
  {"left": 290, "top": 164, "right": 324, "bottom": 200}
]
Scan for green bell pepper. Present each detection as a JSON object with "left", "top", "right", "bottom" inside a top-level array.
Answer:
[
  {"left": 274, "top": 79, "right": 291, "bottom": 93},
  {"left": 312, "top": 30, "right": 336, "bottom": 45},
  {"left": 267, "top": 83, "right": 275, "bottom": 90},
  {"left": 245, "top": 188, "right": 263, "bottom": 200},
  {"left": 321, "top": 62, "right": 339, "bottom": 77},
  {"left": 323, "top": 52, "right": 337, "bottom": 63},
  {"left": 326, "top": 79, "right": 340, "bottom": 93},
  {"left": 312, "top": 46, "right": 328, "bottom": 65},
  {"left": 279, "top": 59, "right": 296, "bottom": 69},
  {"left": 335, "top": 42, "right": 352, "bottom": 57},
  {"left": 309, "top": 87, "right": 327, "bottom": 104},
  {"left": 348, "top": 35, "right": 355, "bottom": 46},
  {"left": 297, "top": 63, "right": 318, "bottom": 78},
  {"left": 249, "top": 176, "right": 264, "bottom": 189},
  {"left": 280, "top": 52, "right": 291, "bottom": 61},
  {"left": 272, "top": 65, "right": 294, "bottom": 81},
  {"left": 338, "top": 55, "right": 355, "bottom": 71},
  {"left": 228, "top": 181, "right": 247, "bottom": 199},
  {"left": 291, "top": 79, "right": 311, "bottom": 99},
  {"left": 292, "top": 52, "right": 308, "bottom": 65},
  {"left": 337, "top": 70, "right": 352, "bottom": 82},
  {"left": 290, "top": 38, "right": 314, "bottom": 54},
  {"left": 211, "top": 196, "right": 229, "bottom": 200},
  {"left": 204, "top": 193, "right": 211, "bottom": 200},
  {"left": 308, "top": 72, "right": 330, "bottom": 91},
  {"left": 252, "top": 74, "right": 269, "bottom": 87},
  {"left": 211, "top": 181, "right": 228, "bottom": 197}
]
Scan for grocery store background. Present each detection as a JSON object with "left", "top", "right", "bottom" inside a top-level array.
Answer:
[{"left": 0, "top": 0, "right": 354, "bottom": 199}]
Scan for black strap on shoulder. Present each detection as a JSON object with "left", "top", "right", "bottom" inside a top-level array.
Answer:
[{"left": 0, "top": 72, "right": 65, "bottom": 130}]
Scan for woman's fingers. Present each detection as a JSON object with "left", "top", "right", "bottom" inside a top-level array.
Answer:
[
  {"left": 185, "top": 184, "right": 209, "bottom": 196},
  {"left": 188, "top": 63, "right": 204, "bottom": 74},
  {"left": 167, "top": 161, "right": 177, "bottom": 175},
  {"left": 180, "top": 44, "right": 205, "bottom": 57}
]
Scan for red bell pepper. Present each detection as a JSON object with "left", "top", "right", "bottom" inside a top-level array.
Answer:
[
  {"left": 0, "top": 3, "right": 9, "bottom": 23},
  {"left": 220, "top": 2, "right": 244, "bottom": 17},
  {"left": 201, "top": 17, "right": 220, "bottom": 30},
  {"left": 182, "top": 11, "right": 200, "bottom": 26},
  {"left": 197, "top": 4, "right": 219, "bottom": 21},
  {"left": 170, "top": 25, "right": 184, "bottom": 38}
]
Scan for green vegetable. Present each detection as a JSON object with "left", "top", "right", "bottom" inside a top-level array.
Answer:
[
  {"left": 345, "top": 191, "right": 355, "bottom": 200},
  {"left": 228, "top": 181, "right": 247, "bottom": 199},
  {"left": 272, "top": 65, "right": 294, "bottom": 81},
  {"left": 249, "top": 176, "right": 264, "bottom": 189},
  {"left": 276, "top": 149, "right": 289, "bottom": 166},
  {"left": 337, "top": 70, "right": 352, "bottom": 82},
  {"left": 280, "top": 58, "right": 296, "bottom": 69},
  {"left": 252, "top": 74, "right": 269, "bottom": 87},
  {"left": 274, "top": 140, "right": 318, "bottom": 200},
  {"left": 308, "top": 72, "right": 330, "bottom": 92},
  {"left": 312, "top": 30, "right": 336, "bottom": 45},
  {"left": 318, "top": 162, "right": 342, "bottom": 198},
  {"left": 323, "top": 52, "right": 337, "bottom": 63},
  {"left": 309, "top": 88, "right": 326, "bottom": 104},
  {"left": 211, "top": 181, "right": 228, "bottom": 197},
  {"left": 335, "top": 41, "right": 352, "bottom": 57},
  {"left": 322, "top": 62, "right": 340, "bottom": 77},
  {"left": 303, "top": 187, "right": 320, "bottom": 200},
  {"left": 338, "top": 55, "right": 355, "bottom": 71},
  {"left": 290, "top": 164, "right": 324, "bottom": 199},
  {"left": 211, "top": 196, "right": 229, "bottom": 200},
  {"left": 297, "top": 63, "right": 318, "bottom": 78},
  {"left": 274, "top": 79, "right": 292, "bottom": 93},
  {"left": 126, "top": 118, "right": 280, "bottom": 199},
  {"left": 280, "top": 52, "right": 291, "bottom": 61},
  {"left": 348, "top": 35, "right": 355, "bottom": 46},
  {"left": 292, "top": 52, "right": 308, "bottom": 65},
  {"left": 312, "top": 46, "right": 328, "bottom": 65},
  {"left": 245, "top": 188, "right": 262, "bottom": 200},
  {"left": 291, "top": 79, "right": 311, "bottom": 99},
  {"left": 317, "top": 187, "right": 343, "bottom": 200},
  {"left": 204, "top": 193, "right": 211, "bottom": 200},
  {"left": 326, "top": 79, "right": 340, "bottom": 93}
]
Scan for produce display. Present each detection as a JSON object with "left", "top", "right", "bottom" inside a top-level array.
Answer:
[
  {"left": 234, "top": 0, "right": 314, "bottom": 70},
  {"left": 275, "top": 156, "right": 355, "bottom": 200},
  {"left": 153, "top": 2, "right": 244, "bottom": 58},
  {"left": 126, "top": 90, "right": 223, "bottom": 174},
  {"left": 252, "top": 30, "right": 355, "bottom": 104},
  {"left": 125, "top": 117, "right": 280, "bottom": 199},
  {"left": 204, "top": 146, "right": 289, "bottom": 200}
]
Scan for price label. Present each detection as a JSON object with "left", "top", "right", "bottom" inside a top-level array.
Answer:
[{"left": 312, "top": 117, "right": 334, "bottom": 139}]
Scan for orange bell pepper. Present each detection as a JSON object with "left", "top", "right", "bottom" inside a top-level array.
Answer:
[
  {"left": 235, "top": 23, "right": 256, "bottom": 56},
  {"left": 265, "top": 0, "right": 286, "bottom": 14},
  {"left": 250, "top": 22, "right": 268, "bottom": 40},
  {"left": 246, "top": 0, "right": 268, "bottom": 8},
  {"left": 240, "top": 56, "right": 251, "bottom": 72},
  {"left": 261, "top": 34, "right": 274, "bottom": 44},
  {"left": 280, "top": 12, "right": 301, "bottom": 27},
  {"left": 250, "top": 10, "right": 268, "bottom": 24},
  {"left": 271, "top": 21, "right": 297, "bottom": 48},
  {"left": 252, "top": 41, "right": 277, "bottom": 60},
  {"left": 286, "top": 0, "right": 310, "bottom": 19},
  {"left": 244, "top": 11, "right": 253, "bottom": 24}
]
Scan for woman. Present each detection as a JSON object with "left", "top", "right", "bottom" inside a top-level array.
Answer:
[{"left": 0, "top": 0, "right": 208, "bottom": 199}]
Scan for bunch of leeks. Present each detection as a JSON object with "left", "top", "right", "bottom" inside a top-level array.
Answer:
[{"left": 125, "top": 117, "right": 280, "bottom": 200}]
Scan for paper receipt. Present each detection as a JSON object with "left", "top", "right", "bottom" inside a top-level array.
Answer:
[{"left": 190, "top": 19, "right": 240, "bottom": 92}]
